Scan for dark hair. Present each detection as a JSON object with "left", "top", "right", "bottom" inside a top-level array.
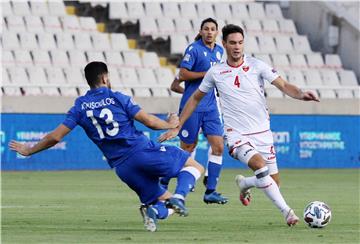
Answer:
[
  {"left": 195, "top": 18, "right": 219, "bottom": 41},
  {"left": 222, "top": 24, "right": 244, "bottom": 41},
  {"left": 84, "top": 61, "right": 108, "bottom": 88}
]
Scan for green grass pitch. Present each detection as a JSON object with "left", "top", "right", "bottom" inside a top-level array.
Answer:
[{"left": 2, "top": 169, "right": 359, "bottom": 243}]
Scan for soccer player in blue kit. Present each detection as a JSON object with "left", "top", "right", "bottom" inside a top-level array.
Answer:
[
  {"left": 161, "top": 18, "right": 228, "bottom": 204},
  {"left": 9, "top": 61, "right": 204, "bottom": 232}
]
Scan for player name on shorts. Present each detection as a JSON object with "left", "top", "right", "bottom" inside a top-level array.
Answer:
[{"left": 81, "top": 98, "right": 115, "bottom": 110}]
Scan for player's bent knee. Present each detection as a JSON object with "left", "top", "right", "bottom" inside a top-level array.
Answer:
[
  {"left": 208, "top": 136, "right": 224, "bottom": 155},
  {"left": 210, "top": 145, "right": 224, "bottom": 156}
]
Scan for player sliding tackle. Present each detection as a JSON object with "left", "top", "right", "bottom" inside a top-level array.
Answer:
[
  {"left": 9, "top": 61, "right": 204, "bottom": 232},
  {"left": 159, "top": 24, "right": 320, "bottom": 226}
]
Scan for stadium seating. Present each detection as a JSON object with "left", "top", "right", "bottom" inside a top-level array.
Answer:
[
  {"left": 42, "top": 16, "right": 63, "bottom": 33},
  {"left": 37, "top": 33, "right": 57, "bottom": 50},
  {"left": 325, "top": 54, "right": 342, "bottom": 69},
  {"left": 271, "top": 54, "right": 290, "bottom": 70},
  {"left": 1, "top": 1, "right": 13, "bottom": 16},
  {"left": 254, "top": 54, "right": 272, "bottom": 66},
  {"left": 108, "top": 2, "right": 128, "bottom": 20},
  {"left": 50, "top": 50, "right": 69, "bottom": 67},
  {"left": 144, "top": 2, "right": 163, "bottom": 18},
  {"left": 285, "top": 70, "right": 307, "bottom": 87},
  {"left": 265, "top": 4, "right": 283, "bottom": 19},
  {"left": 1, "top": 0, "right": 358, "bottom": 100},
  {"left": 213, "top": 3, "right": 232, "bottom": 20},
  {"left": 29, "top": 1, "right": 49, "bottom": 16},
  {"left": 141, "top": 52, "right": 161, "bottom": 68},
  {"left": 2, "top": 50, "right": 16, "bottom": 67},
  {"left": 24, "top": 16, "right": 44, "bottom": 32},
  {"left": 338, "top": 70, "right": 358, "bottom": 86},
  {"left": 12, "top": 1, "right": 31, "bottom": 16},
  {"left": 110, "top": 33, "right": 130, "bottom": 50},
  {"left": 266, "top": 86, "right": 284, "bottom": 98},
  {"left": 162, "top": 2, "right": 181, "bottom": 18},
  {"left": 104, "top": 51, "right": 124, "bottom": 67}
]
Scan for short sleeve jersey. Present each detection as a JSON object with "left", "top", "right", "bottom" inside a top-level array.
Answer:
[
  {"left": 62, "top": 87, "right": 150, "bottom": 168},
  {"left": 199, "top": 55, "right": 279, "bottom": 134},
  {"left": 179, "top": 39, "right": 223, "bottom": 112}
]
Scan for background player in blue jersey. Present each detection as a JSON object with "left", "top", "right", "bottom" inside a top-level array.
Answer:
[
  {"left": 161, "top": 18, "right": 228, "bottom": 204},
  {"left": 9, "top": 61, "right": 204, "bottom": 232}
]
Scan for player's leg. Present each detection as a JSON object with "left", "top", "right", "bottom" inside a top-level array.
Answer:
[
  {"left": 170, "top": 156, "right": 204, "bottom": 215},
  {"left": 139, "top": 199, "right": 175, "bottom": 232},
  {"left": 160, "top": 113, "right": 201, "bottom": 189},
  {"left": 202, "top": 110, "right": 227, "bottom": 204},
  {"left": 115, "top": 144, "right": 195, "bottom": 231},
  {"left": 271, "top": 173, "right": 280, "bottom": 186},
  {"left": 255, "top": 132, "right": 281, "bottom": 186},
  {"left": 202, "top": 135, "right": 228, "bottom": 204},
  {"left": 231, "top": 145, "right": 299, "bottom": 226},
  {"left": 231, "top": 131, "right": 280, "bottom": 205},
  {"left": 142, "top": 142, "right": 204, "bottom": 217},
  {"left": 159, "top": 141, "right": 197, "bottom": 189},
  {"left": 114, "top": 160, "right": 169, "bottom": 232},
  {"left": 230, "top": 141, "right": 256, "bottom": 206},
  {"left": 202, "top": 147, "right": 211, "bottom": 186}
]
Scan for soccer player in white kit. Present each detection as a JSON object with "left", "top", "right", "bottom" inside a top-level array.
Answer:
[{"left": 160, "top": 24, "right": 320, "bottom": 226}]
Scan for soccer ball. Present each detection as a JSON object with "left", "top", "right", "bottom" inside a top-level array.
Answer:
[{"left": 303, "top": 201, "right": 332, "bottom": 228}]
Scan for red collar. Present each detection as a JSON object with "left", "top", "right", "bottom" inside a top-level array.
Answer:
[{"left": 226, "top": 60, "right": 244, "bottom": 68}]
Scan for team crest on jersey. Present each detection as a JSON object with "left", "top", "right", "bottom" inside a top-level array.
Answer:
[
  {"left": 271, "top": 68, "right": 277, "bottom": 73},
  {"left": 242, "top": 66, "right": 250, "bottom": 72},
  {"left": 216, "top": 51, "right": 221, "bottom": 60},
  {"left": 203, "top": 51, "right": 207, "bottom": 57},
  {"left": 160, "top": 146, "right": 166, "bottom": 152}
]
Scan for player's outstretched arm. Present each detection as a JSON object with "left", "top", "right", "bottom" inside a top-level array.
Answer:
[
  {"left": 272, "top": 77, "right": 320, "bottom": 102},
  {"left": 134, "top": 110, "right": 179, "bottom": 130},
  {"left": 178, "top": 68, "right": 207, "bottom": 82},
  {"left": 9, "top": 124, "right": 72, "bottom": 156},
  {"left": 158, "top": 89, "right": 205, "bottom": 142}
]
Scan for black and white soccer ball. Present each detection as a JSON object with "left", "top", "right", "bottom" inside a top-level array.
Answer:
[{"left": 303, "top": 201, "right": 332, "bottom": 228}]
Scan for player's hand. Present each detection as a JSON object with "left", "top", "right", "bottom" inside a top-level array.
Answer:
[
  {"left": 9, "top": 140, "right": 31, "bottom": 156},
  {"left": 167, "top": 113, "right": 179, "bottom": 128},
  {"left": 302, "top": 91, "right": 320, "bottom": 102},
  {"left": 158, "top": 127, "right": 180, "bottom": 142}
]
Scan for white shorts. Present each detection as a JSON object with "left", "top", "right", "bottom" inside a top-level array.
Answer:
[{"left": 224, "top": 129, "right": 278, "bottom": 175}]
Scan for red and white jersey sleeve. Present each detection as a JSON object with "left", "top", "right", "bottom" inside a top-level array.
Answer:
[
  {"left": 199, "top": 67, "right": 216, "bottom": 93},
  {"left": 200, "top": 55, "right": 280, "bottom": 135}
]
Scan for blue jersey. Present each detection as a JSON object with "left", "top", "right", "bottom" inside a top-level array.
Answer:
[
  {"left": 62, "top": 87, "right": 150, "bottom": 168},
  {"left": 179, "top": 39, "right": 223, "bottom": 112}
]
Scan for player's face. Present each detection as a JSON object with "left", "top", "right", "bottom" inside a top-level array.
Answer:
[
  {"left": 223, "top": 33, "right": 244, "bottom": 61},
  {"left": 200, "top": 22, "right": 218, "bottom": 45}
]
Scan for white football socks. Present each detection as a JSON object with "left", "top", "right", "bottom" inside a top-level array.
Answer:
[
  {"left": 240, "top": 176, "right": 256, "bottom": 191},
  {"left": 255, "top": 167, "right": 290, "bottom": 217}
]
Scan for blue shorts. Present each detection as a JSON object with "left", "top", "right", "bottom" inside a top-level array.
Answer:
[
  {"left": 114, "top": 141, "right": 190, "bottom": 205},
  {"left": 179, "top": 109, "right": 223, "bottom": 144}
]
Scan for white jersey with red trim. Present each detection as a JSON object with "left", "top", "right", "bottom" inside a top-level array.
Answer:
[{"left": 199, "top": 54, "right": 279, "bottom": 134}]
